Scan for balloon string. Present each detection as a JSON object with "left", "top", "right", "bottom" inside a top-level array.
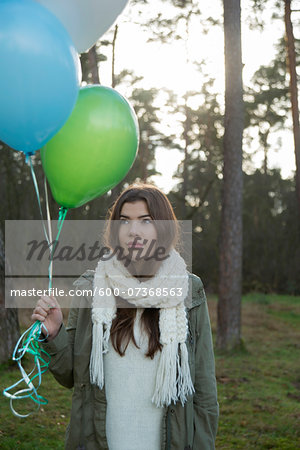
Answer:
[
  {"left": 48, "top": 206, "right": 68, "bottom": 291},
  {"left": 27, "top": 155, "right": 68, "bottom": 290},
  {"left": 7, "top": 215, "right": 67, "bottom": 416},
  {"left": 3, "top": 322, "right": 51, "bottom": 418},
  {"left": 28, "top": 155, "right": 51, "bottom": 246},
  {"left": 3, "top": 155, "right": 69, "bottom": 417},
  {"left": 44, "top": 176, "right": 53, "bottom": 285}
]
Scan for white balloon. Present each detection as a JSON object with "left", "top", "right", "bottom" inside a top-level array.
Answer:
[{"left": 37, "top": 0, "right": 129, "bottom": 53}]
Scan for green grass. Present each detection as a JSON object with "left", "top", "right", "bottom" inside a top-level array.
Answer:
[
  {"left": 0, "top": 358, "right": 72, "bottom": 449},
  {"left": 208, "top": 293, "right": 300, "bottom": 449},
  {"left": 1, "top": 294, "right": 300, "bottom": 449}
]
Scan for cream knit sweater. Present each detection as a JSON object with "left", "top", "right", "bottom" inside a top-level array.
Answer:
[{"left": 104, "top": 309, "right": 164, "bottom": 450}]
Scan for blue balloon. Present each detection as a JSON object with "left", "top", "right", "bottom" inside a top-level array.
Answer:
[{"left": 0, "top": 0, "right": 81, "bottom": 154}]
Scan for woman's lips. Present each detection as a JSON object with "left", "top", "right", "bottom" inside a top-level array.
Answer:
[{"left": 128, "top": 242, "right": 144, "bottom": 249}]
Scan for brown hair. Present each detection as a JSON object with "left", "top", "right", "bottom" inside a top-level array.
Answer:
[
  {"left": 105, "top": 183, "right": 179, "bottom": 359},
  {"left": 104, "top": 183, "right": 179, "bottom": 253}
]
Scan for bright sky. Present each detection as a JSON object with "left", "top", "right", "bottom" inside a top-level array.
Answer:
[{"left": 99, "top": 0, "right": 298, "bottom": 192}]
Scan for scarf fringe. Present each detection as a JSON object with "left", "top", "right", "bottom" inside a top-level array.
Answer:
[
  {"left": 177, "top": 343, "right": 195, "bottom": 405},
  {"left": 152, "top": 341, "right": 178, "bottom": 408},
  {"left": 90, "top": 322, "right": 111, "bottom": 389},
  {"left": 152, "top": 342, "right": 195, "bottom": 408}
]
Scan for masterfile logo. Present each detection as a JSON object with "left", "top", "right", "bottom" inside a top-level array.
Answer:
[{"left": 5, "top": 220, "right": 192, "bottom": 308}]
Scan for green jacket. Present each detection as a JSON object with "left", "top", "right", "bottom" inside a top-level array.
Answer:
[{"left": 42, "top": 272, "right": 219, "bottom": 450}]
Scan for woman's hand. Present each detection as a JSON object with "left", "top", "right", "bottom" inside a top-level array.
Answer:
[{"left": 31, "top": 295, "right": 63, "bottom": 341}]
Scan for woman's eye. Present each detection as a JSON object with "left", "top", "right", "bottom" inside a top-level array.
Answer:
[
  {"left": 142, "top": 218, "right": 152, "bottom": 224},
  {"left": 120, "top": 219, "right": 129, "bottom": 225}
]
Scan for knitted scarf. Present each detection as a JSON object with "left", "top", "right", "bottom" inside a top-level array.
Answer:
[{"left": 91, "top": 249, "right": 194, "bottom": 408}]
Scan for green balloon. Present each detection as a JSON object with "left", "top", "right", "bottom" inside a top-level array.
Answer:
[{"left": 40, "top": 85, "right": 139, "bottom": 208}]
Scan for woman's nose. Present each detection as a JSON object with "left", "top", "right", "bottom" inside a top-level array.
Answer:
[{"left": 128, "top": 221, "right": 140, "bottom": 236}]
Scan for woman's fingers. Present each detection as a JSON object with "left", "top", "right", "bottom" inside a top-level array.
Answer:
[
  {"left": 32, "top": 303, "right": 49, "bottom": 322},
  {"left": 31, "top": 295, "right": 63, "bottom": 340},
  {"left": 48, "top": 294, "right": 59, "bottom": 305},
  {"left": 40, "top": 295, "right": 61, "bottom": 309},
  {"left": 33, "top": 299, "right": 49, "bottom": 315},
  {"left": 32, "top": 295, "right": 59, "bottom": 322},
  {"left": 36, "top": 295, "right": 59, "bottom": 312},
  {"left": 31, "top": 312, "right": 46, "bottom": 322},
  {"left": 39, "top": 295, "right": 53, "bottom": 308},
  {"left": 34, "top": 305, "right": 48, "bottom": 317}
]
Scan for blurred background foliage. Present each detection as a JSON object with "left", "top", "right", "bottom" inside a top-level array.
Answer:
[{"left": 1, "top": 0, "right": 299, "bottom": 295}]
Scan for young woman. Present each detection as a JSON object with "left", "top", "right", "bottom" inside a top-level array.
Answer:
[{"left": 32, "top": 184, "right": 219, "bottom": 450}]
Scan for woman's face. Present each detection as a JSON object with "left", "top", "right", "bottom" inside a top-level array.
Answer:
[{"left": 118, "top": 200, "right": 158, "bottom": 262}]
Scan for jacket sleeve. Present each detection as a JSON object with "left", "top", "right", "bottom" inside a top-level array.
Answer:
[
  {"left": 191, "top": 278, "right": 219, "bottom": 449},
  {"left": 41, "top": 306, "right": 79, "bottom": 389}
]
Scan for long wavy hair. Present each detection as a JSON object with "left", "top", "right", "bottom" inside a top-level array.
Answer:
[{"left": 104, "top": 183, "right": 179, "bottom": 358}]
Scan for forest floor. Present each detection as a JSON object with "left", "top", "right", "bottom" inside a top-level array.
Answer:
[
  {"left": 0, "top": 293, "right": 299, "bottom": 449},
  {"left": 211, "top": 293, "right": 300, "bottom": 450}
]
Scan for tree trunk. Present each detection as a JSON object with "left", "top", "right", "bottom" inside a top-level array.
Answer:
[
  {"left": 108, "top": 25, "right": 121, "bottom": 202},
  {"left": 112, "top": 25, "right": 119, "bottom": 89},
  {"left": 0, "top": 227, "right": 20, "bottom": 363},
  {"left": 181, "top": 99, "right": 191, "bottom": 218},
  {"left": 217, "top": 0, "right": 244, "bottom": 351},
  {"left": 181, "top": 104, "right": 189, "bottom": 218},
  {"left": 88, "top": 45, "right": 100, "bottom": 84},
  {"left": 261, "top": 128, "right": 270, "bottom": 175},
  {"left": 284, "top": 0, "right": 300, "bottom": 220},
  {"left": 141, "top": 132, "right": 149, "bottom": 183}
]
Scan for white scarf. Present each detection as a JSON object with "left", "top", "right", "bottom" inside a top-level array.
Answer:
[{"left": 91, "top": 249, "right": 194, "bottom": 407}]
